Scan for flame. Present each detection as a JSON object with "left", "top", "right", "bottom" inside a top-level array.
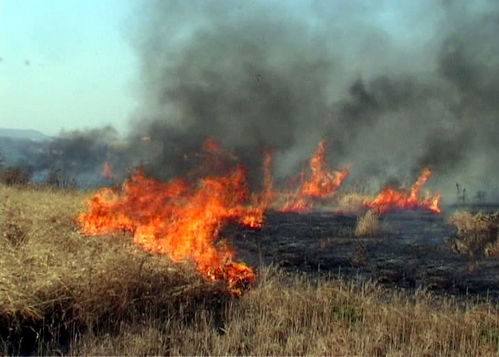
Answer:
[
  {"left": 80, "top": 138, "right": 443, "bottom": 295},
  {"left": 79, "top": 141, "right": 262, "bottom": 295},
  {"left": 364, "top": 168, "right": 441, "bottom": 214},
  {"left": 101, "top": 161, "right": 114, "bottom": 180},
  {"left": 251, "top": 147, "right": 275, "bottom": 212},
  {"left": 280, "top": 140, "right": 350, "bottom": 212}
]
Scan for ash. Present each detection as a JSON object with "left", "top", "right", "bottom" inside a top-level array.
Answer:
[{"left": 226, "top": 207, "right": 499, "bottom": 300}]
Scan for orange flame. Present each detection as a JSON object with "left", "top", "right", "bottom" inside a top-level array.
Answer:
[
  {"left": 365, "top": 168, "right": 441, "bottom": 214},
  {"left": 80, "top": 139, "right": 443, "bottom": 295},
  {"left": 79, "top": 142, "right": 262, "bottom": 295},
  {"left": 281, "top": 140, "right": 350, "bottom": 212},
  {"left": 252, "top": 147, "right": 275, "bottom": 211}
]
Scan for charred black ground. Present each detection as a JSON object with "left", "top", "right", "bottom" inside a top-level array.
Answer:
[{"left": 226, "top": 206, "right": 499, "bottom": 300}]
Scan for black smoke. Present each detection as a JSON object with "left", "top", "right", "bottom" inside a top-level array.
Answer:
[
  {"left": 123, "top": 0, "right": 499, "bottom": 199},
  {"left": 5, "top": 1, "right": 498, "bottom": 199}
]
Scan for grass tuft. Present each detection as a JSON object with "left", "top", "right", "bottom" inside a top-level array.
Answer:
[
  {"left": 355, "top": 209, "right": 381, "bottom": 237},
  {"left": 447, "top": 210, "right": 499, "bottom": 258}
]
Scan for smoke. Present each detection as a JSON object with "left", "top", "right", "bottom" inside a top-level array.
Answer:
[
  {"left": 122, "top": 0, "right": 499, "bottom": 198},
  {"left": 11, "top": 126, "right": 122, "bottom": 187},
  {"left": 127, "top": 0, "right": 338, "bottom": 182},
  {"left": 5, "top": 1, "right": 497, "bottom": 198}
]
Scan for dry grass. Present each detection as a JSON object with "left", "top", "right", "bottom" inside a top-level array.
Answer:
[
  {"left": 355, "top": 209, "right": 381, "bottom": 237},
  {"left": 0, "top": 184, "right": 225, "bottom": 355},
  {"left": 447, "top": 210, "right": 499, "bottom": 258},
  {"left": 71, "top": 269, "right": 499, "bottom": 356},
  {"left": 485, "top": 240, "right": 499, "bottom": 258},
  {"left": 1, "top": 184, "right": 498, "bottom": 355},
  {"left": 334, "top": 191, "right": 372, "bottom": 214}
]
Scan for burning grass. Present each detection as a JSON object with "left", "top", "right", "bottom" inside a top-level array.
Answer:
[
  {"left": 447, "top": 210, "right": 499, "bottom": 258},
  {"left": 364, "top": 168, "right": 441, "bottom": 214},
  {"left": 77, "top": 165, "right": 260, "bottom": 295},
  {"left": 1, "top": 183, "right": 498, "bottom": 355},
  {"left": 0, "top": 184, "right": 226, "bottom": 355}
]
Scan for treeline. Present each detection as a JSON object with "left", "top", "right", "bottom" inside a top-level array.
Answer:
[{"left": 0, "top": 162, "right": 76, "bottom": 188}]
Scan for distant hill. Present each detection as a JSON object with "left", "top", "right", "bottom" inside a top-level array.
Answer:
[
  {"left": 0, "top": 129, "right": 51, "bottom": 166},
  {"left": 0, "top": 128, "right": 51, "bottom": 142}
]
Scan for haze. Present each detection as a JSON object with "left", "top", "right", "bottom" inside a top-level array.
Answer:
[
  {"left": 1, "top": 0, "right": 445, "bottom": 137},
  {"left": 0, "top": 0, "right": 136, "bottom": 135}
]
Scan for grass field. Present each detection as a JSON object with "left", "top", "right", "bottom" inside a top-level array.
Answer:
[{"left": 1, "top": 183, "right": 498, "bottom": 355}]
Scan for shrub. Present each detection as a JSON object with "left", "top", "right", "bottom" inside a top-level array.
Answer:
[
  {"left": 43, "top": 167, "right": 77, "bottom": 188},
  {"left": 0, "top": 166, "right": 32, "bottom": 186},
  {"left": 447, "top": 210, "right": 499, "bottom": 258},
  {"left": 355, "top": 209, "right": 380, "bottom": 237}
]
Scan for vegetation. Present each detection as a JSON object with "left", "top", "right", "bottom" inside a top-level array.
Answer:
[
  {"left": 354, "top": 209, "right": 381, "bottom": 237},
  {"left": 42, "top": 167, "right": 78, "bottom": 189},
  {"left": 0, "top": 164, "right": 78, "bottom": 189},
  {"left": 0, "top": 184, "right": 498, "bottom": 355},
  {"left": 335, "top": 191, "right": 372, "bottom": 213},
  {"left": 447, "top": 210, "right": 499, "bottom": 258},
  {"left": 0, "top": 165, "right": 33, "bottom": 186}
]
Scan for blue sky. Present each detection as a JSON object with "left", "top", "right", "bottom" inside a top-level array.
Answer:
[
  {"left": 0, "top": 0, "right": 445, "bottom": 136},
  {"left": 0, "top": 0, "right": 137, "bottom": 135}
]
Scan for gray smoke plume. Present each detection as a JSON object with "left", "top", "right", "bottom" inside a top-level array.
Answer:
[
  {"left": 8, "top": 126, "right": 122, "bottom": 187},
  {"left": 6, "top": 1, "right": 496, "bottom": 198},
  {"left": 124, "top": 0, "right": 499, "bottom": 200}
]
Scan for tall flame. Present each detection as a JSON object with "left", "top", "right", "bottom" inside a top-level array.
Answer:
[
  {"left": 280, "top": 140, "right": 350, "bottom": 212},
  {"left": 364, "top": 168, "right": 441, "bottom": 214}
]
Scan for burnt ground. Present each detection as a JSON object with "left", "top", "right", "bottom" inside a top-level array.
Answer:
[{"left": 226, "top": 206, "right": 499, "bottom": 300}]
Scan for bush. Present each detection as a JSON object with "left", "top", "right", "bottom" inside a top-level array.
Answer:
[
  {"left": 447, "top": 210, "right": 499, "bottom": 258},
  {"left": 355, "top": 210, "right": 380, "bottom": 237},
  {"left": 43, "top": 167, "right": 77, "bottom": 188},
  {"left": 0, "top": 166, "right": 32, "bottom": 186}
]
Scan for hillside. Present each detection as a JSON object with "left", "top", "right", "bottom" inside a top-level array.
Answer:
[{"left": 0, "top": 128, "right": 51, "bottom": 142}]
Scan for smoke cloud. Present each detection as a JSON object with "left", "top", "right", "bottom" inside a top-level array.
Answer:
[
  {"left": 5, "top": 1, "right": 498, "bottom": 199},
  {"left": 123, "top": 0, "right": 499, "bottom": 199}
]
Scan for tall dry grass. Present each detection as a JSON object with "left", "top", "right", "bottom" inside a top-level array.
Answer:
[
  {"left": 447, "top": 210, "right": 499, "bottom": 258},
  {"left": 0, "top": 184, "right": 498, "bottom": 355},
  {"left": 0, "top": 184, "right": 225, "bottom": 355},
  {"left": 334, "top": 191, "right": 373, "bottom": 214},
  {"left": 354, "top": 209, "right": 381, "bottom": 237},
  {"left": 72, "top": 268, "right": 499, "bottom": 356}
]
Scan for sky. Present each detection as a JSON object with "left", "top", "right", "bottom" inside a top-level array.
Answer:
[
  {"left": 0, "top": 0, "right": 137, "bottom": 136},
  {"left": 0, "top": 0, "right": 463, "bottom": 138},
  {"left": 0, "top": 0, "right": 444, "bottom": 137}
]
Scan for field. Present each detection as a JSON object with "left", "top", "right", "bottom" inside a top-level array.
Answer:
[{"left": 1, "top": 184, "right": 498, "bottom": 355}]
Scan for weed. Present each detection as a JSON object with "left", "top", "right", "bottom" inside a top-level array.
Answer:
[
  {"left": 447, "top": 210, "right": 499, "bottom": 258},
  {"left": 355, "top": 209, "right": 380, "bottom": 237}
]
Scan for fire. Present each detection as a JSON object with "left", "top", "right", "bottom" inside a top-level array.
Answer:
[
  {"left": 364, "top": 168, "right": 441, "bottom": 214},
  {"left": 252, "top": 147, "right": 275, "bottom": 211},
  {"left": 79, "top": 142, "right": 262, "bottom": 295},
  {"left": 280, "top": 140, "right": 350, "bottom": 212},
  {"left": 80, "top": 138, "right": 443, "bottom": 295},
  {"left": 101, "top": 161, "right": 114, "bottom": 180}
]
